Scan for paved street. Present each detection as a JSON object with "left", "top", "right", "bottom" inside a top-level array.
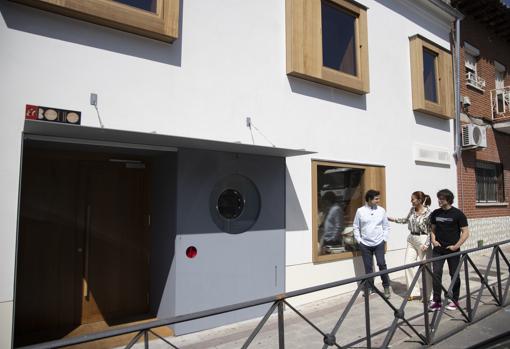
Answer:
[{"left": 124, "top": 247, "right": 510, "bottom": 349}]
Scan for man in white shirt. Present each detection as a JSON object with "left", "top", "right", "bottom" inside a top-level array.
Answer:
[{"left": 353, "top": 189, "right": 391, "bottom": 298}]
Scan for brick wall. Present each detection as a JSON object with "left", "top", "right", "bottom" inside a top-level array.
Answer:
[
  {"left": 457, "top": 16, "right": 510, "bottom": 221},
  {"left": 458, "top": 127, "right": 510, "bottom": 218},
  {"left": 459, "top": 17, "right": 510, "bottom": 120}
]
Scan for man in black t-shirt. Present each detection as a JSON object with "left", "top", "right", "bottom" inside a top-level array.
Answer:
[{"left": 429, "top": 189, "right": 469, "bottom": 311}]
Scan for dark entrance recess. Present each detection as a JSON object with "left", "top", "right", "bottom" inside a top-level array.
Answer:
[{"left": 14, "top": 141, "right": 174, "bottom": 347}]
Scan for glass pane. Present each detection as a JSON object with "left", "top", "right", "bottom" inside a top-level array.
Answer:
[
  {"left": 321, "top": 1, "right": 357, "bottom": 76},
  {"left": 476, "top": 162, "right": 504, "bottom": 203},
  {"left": 112, "top": 0, "right": 157, "bottom": 13},
  {"left": 316, "top": 165, "right": 364, "bottom": 256},
  {"left": 423, "top": 49, "right": 438, "bottom": 103}
]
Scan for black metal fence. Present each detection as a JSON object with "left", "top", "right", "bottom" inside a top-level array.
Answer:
[{"left": 18, "top": 239, "right": 510, "bottom": 349}]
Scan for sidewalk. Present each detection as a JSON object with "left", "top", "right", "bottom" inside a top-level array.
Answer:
[{"left": 123, "top": 246, "right": 510, "bottom": 349}]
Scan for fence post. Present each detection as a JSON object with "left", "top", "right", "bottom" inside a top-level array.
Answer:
[
  {"left": 364, "top": 281, "right": 371, "bottom": 349},
  {"left": 464, "top": 257, "right": 472, "bottom": 322},
  {"left": 278, "top": 301, "right": 285, "bottom": 349},
  {"left": 422, "top": 265, "right": 431, "bottom": 343},
  {"left": 496, "top": 249, "right": 503, "bottom": 305}
]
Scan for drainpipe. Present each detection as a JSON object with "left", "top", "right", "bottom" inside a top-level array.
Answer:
[
  {"left": 454, "top": 17, "right": 462, "bottom": 161},
  {"left": 454, "top": 17, "right": 464, "bottom": 210}
]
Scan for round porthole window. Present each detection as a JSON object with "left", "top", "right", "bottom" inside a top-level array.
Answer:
[
  {"left": 217, "top": 189, "right": 244, "bottom": 219},
  {"left": 210, "top": 174, "right": 260, "bottom": 234}
]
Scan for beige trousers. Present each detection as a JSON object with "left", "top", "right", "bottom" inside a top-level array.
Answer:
[{"left": 405, "top": 234, "right": 432, "bottom": 298}]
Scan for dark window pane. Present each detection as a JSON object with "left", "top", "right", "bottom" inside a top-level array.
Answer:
[
  {"left": 423, "top": 49, "right": 438, "bottom": 102},
  {"left": 112, "top": 0, "right": 157, "bottom": 13},
  {"left": 321, "top": 1, "right": 357, "bottom": 76},
  {"left": 476, "top": 162, "right": 505, "bottom": 203},
  {"left": 316, "top": 165, "right": 364, "bottom": 255}
]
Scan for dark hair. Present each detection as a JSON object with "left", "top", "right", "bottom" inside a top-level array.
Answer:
[
  {"left": 322, "top": 191, "right": 337, "bottom": 204},
  {"left": 437, "top": 189, "right": 454, "bottom": 204},
  {"left": 365, "top": 189, "right": 380, "bottom": 202},
  {"left": 412, "top": 191, "right": 431, "bottom": 206}
]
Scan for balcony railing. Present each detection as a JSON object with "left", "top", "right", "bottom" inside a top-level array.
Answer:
[
  {"left": 491, "top": 87, "right": 510, "bottom": 120},
  {"left": 466, "top": 71, "right": 486, "bottom": 91}
]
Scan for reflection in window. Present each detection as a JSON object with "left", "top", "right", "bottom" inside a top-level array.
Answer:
[
  {"left": 317, "top": 165, "right": 364, "bottom": 256},
  {"left": 321, "top": 1, "right": 357, "bottom": 76},
  {"left": 113, "top": 0, "right": 157, "bottom": 13},
  {"left": 476, "top": 162, "right": 505, "bottom": 203},
  {"left": 423, "top": 49, "right": 438, "bottom": 103}
]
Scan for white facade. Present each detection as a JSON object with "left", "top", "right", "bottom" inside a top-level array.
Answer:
[{"left": 0, "top": 0, "right": 457, "bottom": 346}]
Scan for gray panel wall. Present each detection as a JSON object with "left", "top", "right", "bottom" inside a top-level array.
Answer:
[
  {"left": 150, "top": 153, "right": 177, "bottom": 319},
  {"left": 173, "top": 149, "right": 285, "bottom": 334}
]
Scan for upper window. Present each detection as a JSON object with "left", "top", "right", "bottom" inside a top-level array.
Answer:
[
  {"left": 476, "top": 162, "right": 505, "bottom": 203},
  {"left": 11, "top": 0, "right": 180, "bottom": 42},
  {"left": 312, "top": 160, "right": 386, "bottom": 263},
  {"left": 286, "top": 0, "right": 370, "bottom": 94},
  {"left": 464, "top": 42, "right": 485, "bottom": 92},
  {"left": 423, "top": 49, "right": 438, "bottom": 103},
  {"left": 409, "top": 35, "right": 454, "bottom": 119}
]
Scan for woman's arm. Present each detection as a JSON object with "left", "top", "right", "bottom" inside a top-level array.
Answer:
[{"left": 388, "top": 208, "right": 412, "bottom": 224}]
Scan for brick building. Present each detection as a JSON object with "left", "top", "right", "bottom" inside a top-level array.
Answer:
[{"left": 451, "top": 0, "right": 510, "bottom": 247}]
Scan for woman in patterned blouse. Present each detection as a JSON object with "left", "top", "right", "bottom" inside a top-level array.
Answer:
[{"left": 388, "top": 191, "right": 432, "bottom": 301}]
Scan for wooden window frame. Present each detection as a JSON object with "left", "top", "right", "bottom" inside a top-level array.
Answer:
[
  {"left": 286, "top": 0, "right": 370, "bottom": 95},
  {"left": 311, "top": 160, "right": 386, "bottom": 263},
  {"left": 11, "top": 0, "right": 180, "bottom": 42},
  {"left": 409, "top": 35, "right": 454, "bottom": 119}
]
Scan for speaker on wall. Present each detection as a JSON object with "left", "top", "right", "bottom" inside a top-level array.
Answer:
[{"left": 209, "top": 174, "right": 260, "bottom": 234}]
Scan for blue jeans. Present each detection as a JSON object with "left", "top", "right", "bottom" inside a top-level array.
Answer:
[{"left": 359, "top": 241, "right": 390, "bottom": 288}]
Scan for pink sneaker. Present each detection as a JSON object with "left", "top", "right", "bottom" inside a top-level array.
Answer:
[
  {"left": 446, "top": 301, "right": 459, "bottom": 310},
  {"left": 429, "top": 301, "right": 442, "bottom": 311}
]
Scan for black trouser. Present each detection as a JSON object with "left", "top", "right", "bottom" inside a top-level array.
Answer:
[
  {"left": 359, "top": 241, "right": 390, "bottom": 288},
  {"left": 432, "top": 247, "right": 461, "bottom": 302}
]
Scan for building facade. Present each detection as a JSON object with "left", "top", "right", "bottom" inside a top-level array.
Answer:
[
  {"left": 451, "top": 0, "right": 510, "bottom": 249},
  {"left": 1, "top": 0, "right": 463, "bottom": 347}
]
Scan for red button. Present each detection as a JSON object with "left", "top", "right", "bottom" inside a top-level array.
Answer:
[{"left": 186, "top": 246, "right": 197, "bottom": 259}]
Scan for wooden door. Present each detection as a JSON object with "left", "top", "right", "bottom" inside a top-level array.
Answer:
[
  {"left": 15, "top": 150, "right": 151, "bottom": 346},
  {"left": 81, "top": 160, "right": 150, "bottom": 324},
  {"left": 15, "top": 151, "right": 82, "bottom": 346}
]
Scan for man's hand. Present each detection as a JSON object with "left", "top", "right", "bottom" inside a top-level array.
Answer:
[
  {"left": 446, "top": 245, "right": 459, "bottom": 251},
  {"left": 432, "top": 240, "right": 441, "bottom": 247}
]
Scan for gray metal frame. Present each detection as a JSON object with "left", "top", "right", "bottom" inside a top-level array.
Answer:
[{"left": 17, "top": 239, "right": 510, "bottom": 349}]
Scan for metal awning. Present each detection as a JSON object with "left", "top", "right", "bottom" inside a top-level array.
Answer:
[
  {"left": 23, "top": 120, "right": 314, "bottom": 157},
  {"left": 494, "top": 121, "right": 510, "bottom": 135}
]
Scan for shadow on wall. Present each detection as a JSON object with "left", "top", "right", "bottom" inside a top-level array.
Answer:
[
  {"left": 286, "top": 166, "right": 308, "bottom": 232},
  {"left": 414, "top": 111, "right": 451, "bottom": 132},
  {"left": 1, "top": 1, "right": 183, "bottom": 66},
  {"left": 287, "top": 76, "right": 367, "bottom": 110},
  {"left": 373, "top": 0, "right": 451, "bottom": 42}
]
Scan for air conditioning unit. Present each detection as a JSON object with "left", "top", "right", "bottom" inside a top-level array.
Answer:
[{"left": 462, "top": 124, "right": 487, "bottom": 149}]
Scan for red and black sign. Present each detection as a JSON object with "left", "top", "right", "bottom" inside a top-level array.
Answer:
[{"left": 25, "top": 105, "right": 81, "bottom": 125}]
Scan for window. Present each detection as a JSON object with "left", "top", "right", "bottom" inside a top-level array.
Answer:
[
  {"left": 312, "top": 160, "right": 386, "bottom": 262},
  {"left": 494, "top": 61, "right": 508, "bottom": 115},
  {"left": 464, "top": 42, "right": 485, "bottom": 91},
  {"left": 423, "top": 49, "right": 438, "bottom": 103},
  {"left": 409, "top": 35, "right": 454, "bottom": 119},
  {"left": 476, "top": 162, "right": 505, "bottom": 203},
  {"left": 11, "top": 0, "right": 180, "bottom": 42},
  {"left": 286, "top": 0, "right": 369, "bottom": 94}
]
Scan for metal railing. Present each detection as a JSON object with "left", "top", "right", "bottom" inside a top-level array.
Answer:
[
  {"left": 18, "top": 239, "right": 510, "bottom": 349},
  {"left": 491, "top": 87, "right": 510, "bottom": 119},
  {"left": 466, "top": 71, "right": 486, "bottom": 91}
]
